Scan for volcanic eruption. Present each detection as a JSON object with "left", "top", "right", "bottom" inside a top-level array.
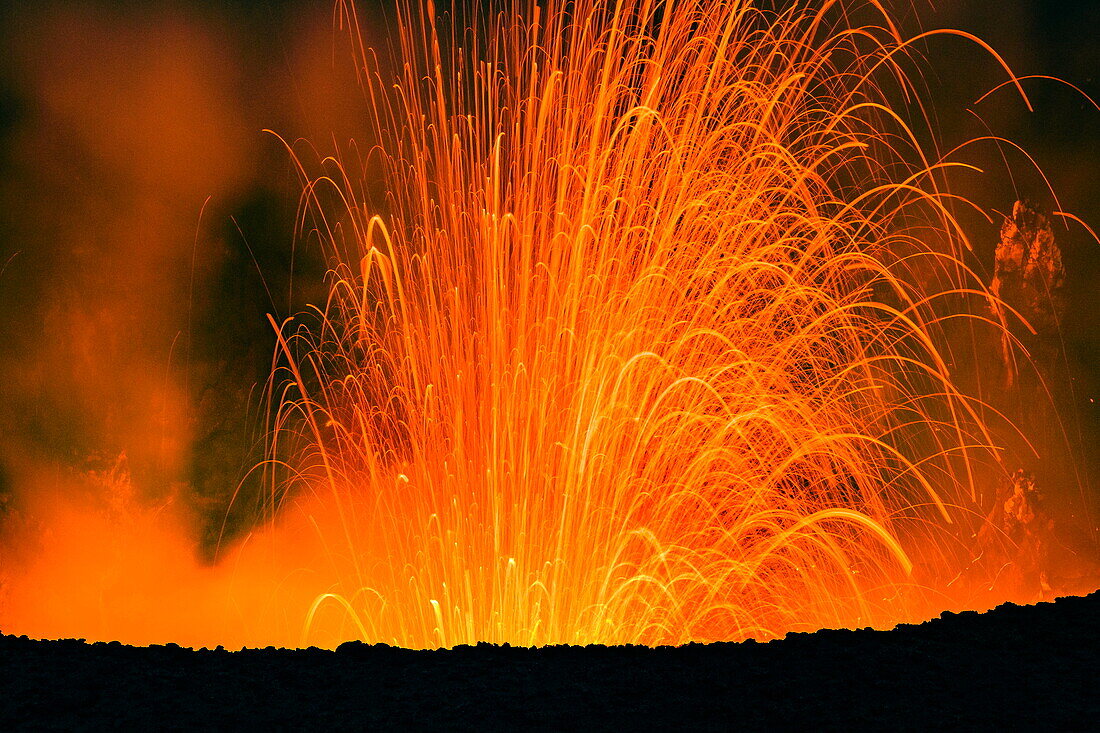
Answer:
[{"left": 0, "top": 0, "right": 1096, "bottom": 651}]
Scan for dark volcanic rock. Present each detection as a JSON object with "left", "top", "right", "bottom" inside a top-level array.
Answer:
[{"left": 1, "top": 593, "right": 1098, "bottom": 730}]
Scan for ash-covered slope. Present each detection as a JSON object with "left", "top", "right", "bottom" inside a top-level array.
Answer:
[{"left": 2, "top": 593, "right": 1097, "bottom": 730}]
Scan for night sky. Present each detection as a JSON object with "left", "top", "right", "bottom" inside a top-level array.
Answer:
[{"left": 0, "top": 0, "right": 1097, "bottom": 556}]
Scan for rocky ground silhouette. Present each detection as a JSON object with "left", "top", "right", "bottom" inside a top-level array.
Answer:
[{"left": 1, "top": 592, "right": 1097, "bottom": 730}]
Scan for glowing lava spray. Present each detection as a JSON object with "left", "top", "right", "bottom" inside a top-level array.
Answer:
[{"left": 267, "top": 0, "right": 1030, "bottom": 648}]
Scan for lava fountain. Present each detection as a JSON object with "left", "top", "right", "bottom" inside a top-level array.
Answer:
[
  {"left": 0, "top": 0, "right": 1093, "bottom": 650},
  {"left": 260, "top": 0, "right": 1059, "bottom": 648}
]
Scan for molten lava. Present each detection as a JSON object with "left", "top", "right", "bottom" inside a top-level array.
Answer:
[
  {"left": 263, "top": 0, "right": 1050, "bottom": 647},
  {"left": 1, "top": 0, "right": 1095, "bottom": 650}
]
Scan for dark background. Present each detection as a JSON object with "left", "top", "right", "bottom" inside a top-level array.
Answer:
[{"left": 0, "top": 0, "right": 1096, "bottom": 557}]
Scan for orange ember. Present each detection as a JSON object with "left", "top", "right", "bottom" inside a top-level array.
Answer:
[{"left": 1, "top": 0, "right": 1096, "bottom": 649}]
